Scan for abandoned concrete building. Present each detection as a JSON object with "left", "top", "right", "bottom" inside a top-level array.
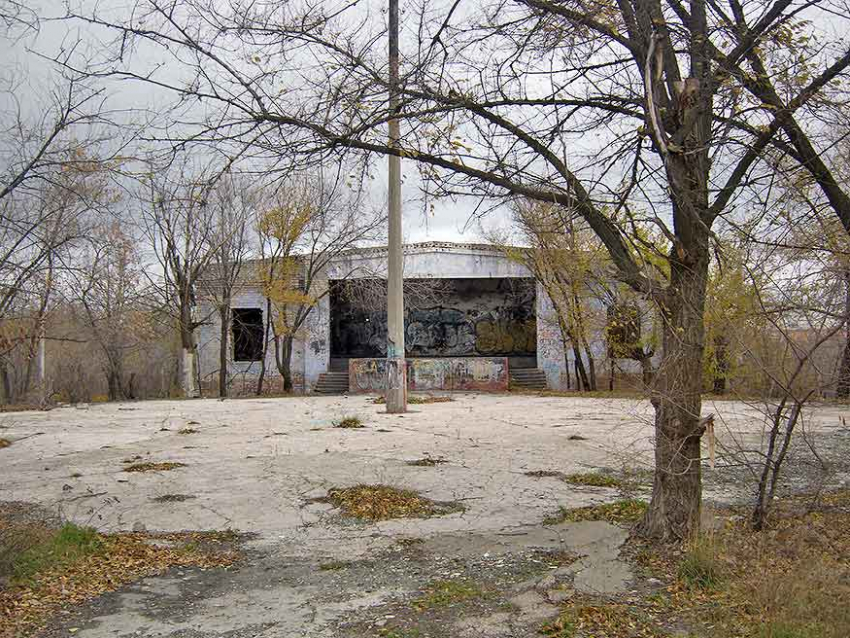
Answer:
[{"left": 196, "top": 242, "right": 610, "bottom": 394}]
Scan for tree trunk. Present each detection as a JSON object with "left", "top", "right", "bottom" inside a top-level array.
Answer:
[
  {"left": 637, "top": 250, "right": 710, "bottom": 542},
  {"left": 256, "top": 298, "right": 273, "bottom": 396},
  {"left": 571, "top": 341, "right": 590, "bottom": 390},
  {"left": 1, "top": 361, "right": 14, "bottom": 404},
  {"left": 278, "top": 335, "right": 294, "bottom": 392},
  {"left": 218, "top": 306, "right": 229, "bottom": 398},
  {"left": 178, "top": 303, "right": 199, "bottom": 398},
  {"left": 837, "top": 270, "right": 850, "bottom": 398}
]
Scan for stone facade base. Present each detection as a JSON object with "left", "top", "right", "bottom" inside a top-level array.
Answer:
[{"left": 349, "top": 357, "right": 509, "bottom": 393}]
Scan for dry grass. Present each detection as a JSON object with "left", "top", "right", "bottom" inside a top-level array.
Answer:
[
  {"left": 564, "top": 472, "right": 621, "bottom": 488},
  {"left": 615, "top": 491, "right": 850, "bottom": 638},
  {"left": 0, "top": 438, "right": 10, "bottom": 449},
  {"left": 322, "top": 485, "right": 461, "bottom": 521},
  {"left": 151, "top": 494, "right": 196, "bottom": 503},
  {"left": 332, "top": 416, "right": 364, "bottom": 429},
  {"left": 544, "top": 499, "right": 648, "bottom": 526},
  {"left": 412, "top": 579, "right": 484, "bottom": 610},
  {"left": 406, "top": 457, "right": 447, "bottom": 467},
  {"left": 0, "top": 528, "right": 239, "bottom": 637},
  {"left": 123, "top": 462, "right": 186, "bottom": 473}
]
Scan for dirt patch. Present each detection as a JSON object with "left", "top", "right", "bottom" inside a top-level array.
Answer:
[
  {"left": 317, "top": 485, "right": 463, "bottom": 521},
  {"left": 0, "top": 438, "right": 10, "bottom": 449},
  {"left": 123, "top": 462, "right": 186, "bottom": 473}
]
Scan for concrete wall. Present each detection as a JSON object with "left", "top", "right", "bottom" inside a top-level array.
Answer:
[
  {"left": 196, "top": 243, "right": 576, "bottom": 394},
  {"left": 196, "top": 287, "right": 307, "bottom": 395},
  {"left": 349, "top": 357, "right": 510, "bottom": 393}
]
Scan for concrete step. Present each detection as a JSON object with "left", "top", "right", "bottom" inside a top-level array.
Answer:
[
  {"left": 509, "top": 368, "right": 548, "bottom": 390},
  {"left": 314, "top": 372, "right": 350, "bottom": 395}
]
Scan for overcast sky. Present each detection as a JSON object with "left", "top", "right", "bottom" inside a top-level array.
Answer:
[{"left": 0, "top": 0, "right": 505, "bottom": 246}]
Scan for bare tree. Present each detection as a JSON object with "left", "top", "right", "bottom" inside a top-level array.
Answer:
[
  {"left": 73, "top": 222, "right": 153, "bottom": 400},
  {"left": 200, "top": 176, "right": 255, "bottom": 397},
  {"left": 142, "top": 159, "right": 221, "bottom": 398},
  {"left": 65, "top": 0, "right": 850, "bottom": 540}
]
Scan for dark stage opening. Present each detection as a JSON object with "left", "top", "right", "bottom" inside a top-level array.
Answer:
[{"left": 329, "top": 278, "right": 537, "bottom": 361}]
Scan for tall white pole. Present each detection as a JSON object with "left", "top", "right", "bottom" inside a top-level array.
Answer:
[{"left": 385, "top": 0, "right": 407, "bottom": 413}]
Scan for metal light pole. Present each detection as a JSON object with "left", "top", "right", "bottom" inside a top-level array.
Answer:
[{"left": 385, "top": 0, "right": 407, "bottom": 413}]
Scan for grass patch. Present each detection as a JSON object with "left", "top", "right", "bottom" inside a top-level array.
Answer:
[
  {"left": 372, "top": 394, "right": 453, "bottom": 405},
  {"left": 332, "top": 416, "right": 364, "bottom": 429},
  {"left": 318, "top": 560, "right": 351, "bottom": 571},
  {"left": 544, "top": 499, "right": 647, "bottom": 526},
  {"left": 412, "top": 579, "right": 483, "bottom": 610},
  {"left": 177, "top": 427, "right": 199, "bottom": 435},
  {"left": 677, "top": 535, "right": 723, "bottom": 591},
  {"left": 406, "top": 457, "right": 447, "bottom": 467},
  {"left": 564, "top": 472, "right": 621, "bottom": 488},
  {"left": 321, "top": 484, "right": 462, "bottom": 521},
  {"left": 123, "top": 461, "right": 186, "bottom": 473},
  {"left": 10, "top": 523, "right": 102, "bottom": 584}
]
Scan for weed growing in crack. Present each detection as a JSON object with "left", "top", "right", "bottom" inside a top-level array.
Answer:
[{"left": 333, "top": 416, "right": 364, "bottom": 429}]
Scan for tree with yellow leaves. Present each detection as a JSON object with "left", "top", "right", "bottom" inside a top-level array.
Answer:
[{"left": 257, "top": 173, "right": 382, "bottom": 393}]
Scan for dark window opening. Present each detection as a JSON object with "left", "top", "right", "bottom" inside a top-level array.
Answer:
[{"left": 232, "top": 308, "right": 264, "bottom": 362}]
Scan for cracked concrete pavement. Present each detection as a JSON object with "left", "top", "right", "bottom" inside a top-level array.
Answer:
[{"left": 2, "top": 393, "right": 848, "bottom": 636}]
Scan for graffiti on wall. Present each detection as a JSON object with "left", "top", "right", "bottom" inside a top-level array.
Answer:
[
  {"left": 349, "top": 357, "right": 509, "bottom": 393},
  {"left": 331, "top": 278, "right": 536, "bottom": 358}
]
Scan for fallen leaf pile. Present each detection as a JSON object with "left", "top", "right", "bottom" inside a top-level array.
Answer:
[{"left": 0, "top": 531, "right": 240, "bottom": 637}]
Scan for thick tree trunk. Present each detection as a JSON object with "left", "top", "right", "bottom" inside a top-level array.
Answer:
[
  {"left": 218, "top": 306, "right": 229, "bottom": 398},
  {"left": 637, "top": 250, "right": 710, "bottom": 542}
]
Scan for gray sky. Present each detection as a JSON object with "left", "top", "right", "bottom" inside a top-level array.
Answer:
[{"left": 0, "top": 0, "right": 499, "bottom": 245}]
